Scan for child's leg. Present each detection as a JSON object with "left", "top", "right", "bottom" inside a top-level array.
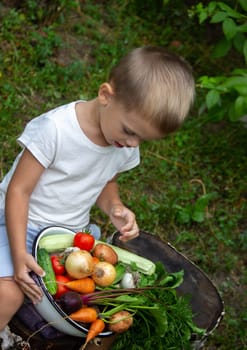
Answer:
[
  {"left": 0, "top": 278, "right": 24, "bottom": 330},
  {"left": 0, "top": 211, "right": 25, "bottom": 331}
]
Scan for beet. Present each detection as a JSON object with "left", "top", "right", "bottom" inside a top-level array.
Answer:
[{"left": 58, "top": 291, "right": 83, "bottom": 314}]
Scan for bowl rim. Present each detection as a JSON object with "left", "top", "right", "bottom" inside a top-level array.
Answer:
[{"left": 32, "top": 225, "right": 112, "bottom": 337}]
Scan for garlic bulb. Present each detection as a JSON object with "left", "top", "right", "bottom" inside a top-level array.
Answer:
[{"left": 120, "top": 272, "right": 135, "bottom": 288}]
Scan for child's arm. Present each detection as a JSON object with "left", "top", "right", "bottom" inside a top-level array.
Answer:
[
  {"left": 5, "top": 149, "right": 46, "bottom": 303},
  {"left": 96, "top": 176, "right": 139, "bottom": 241}
]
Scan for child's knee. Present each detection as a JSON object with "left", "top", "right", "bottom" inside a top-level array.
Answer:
[
  {"left": 0, "top": 278, "right": 24, "bottom": 307},
  {"left": 0, "top": 280, "right": 24, "bottom": 331}
]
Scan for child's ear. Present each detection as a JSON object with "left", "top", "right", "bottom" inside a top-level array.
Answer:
[{"left": 98, "top": 83, "right": 114, "bottom": 106}]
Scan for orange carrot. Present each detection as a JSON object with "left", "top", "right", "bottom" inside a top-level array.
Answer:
[
  {"left": 80, "top": 318, "right": 105, "bottom": 350},
  {"left": 69, "top": 307, "right": 98, "bottom": 323},
  {"left": 66, "top": 277, "right": 95, "bottom": 294}
]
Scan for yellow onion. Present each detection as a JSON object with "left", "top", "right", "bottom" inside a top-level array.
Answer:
[
  {"left": 92, "top": 261, "right": 116, "bottom": 287},
  {"left": 108, "top": 311, "right": 133, "bottom": 333},
  {"left": 93, "top": 243, "right": 118, "bottom": 265},
  {"left": 65, "top": 250, "right": 94, "bottom": 279}
]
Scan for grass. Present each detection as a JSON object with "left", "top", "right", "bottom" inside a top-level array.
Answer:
[{"left": 0, "top": 1, "right": 246, "bottom": 349}]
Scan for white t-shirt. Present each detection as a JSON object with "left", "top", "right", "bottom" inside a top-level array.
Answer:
[{"left": 0, "top": 101, "right": 140, "bottom": 231}]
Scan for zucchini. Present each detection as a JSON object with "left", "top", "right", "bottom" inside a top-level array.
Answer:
[
  {"left": 95, "top": 240, "right": 156, "bottom": 275},
  {"left": 37, "top": 248, "right": 57, "bottom": 295},
  {"left": 38, "top": 234, "right": 74, "bottom": 253}
]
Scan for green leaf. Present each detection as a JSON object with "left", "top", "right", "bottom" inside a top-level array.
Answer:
[
  {"left": 206, "top": 90, "right": 221, "bottom": 109},
  {"left": 237, "top": 23, "right": 247, "bottom": 33},
  {"left": 208, "top": 1, "right": 217, "bottom": 15},
  {"left": 149, "top": 306, "right": 168, "bottom": 337},
  {"left": 222, "top": 76, "right": 247, "bottom": 89},
  {"left": 233, "top": 32, "right": 246, "bottom": 53},
  {"left": 222, "top": 18, "right": 237, "bottom": 40},
  {"left": 234, "top": 96, "right": 247, "bottom": 118},
  {"left": 217, "top": 2, "right": 243, "bottom": 19},
  {"left": 174, "top": 205, "right": 192, "bottom": 224},
  {"left": 143, "top": 271, "right": 158, "bottom": 286},
  {"left": 228, "top": 103, "right": 239, "bottom": 121},
  {"left": 113, "top": 263, "right": 126, "bottom": 284},
  {"left": 228, "top": 105, "right": 235, "bottom": 121},
  {"left": 232, "top": 68, "right": 247, "bottom": 76},
  {"left": 191, "top": 192, "right": 218, "bottom": 222},
  {"left": 243, "top": 40, "right": 247, "bottom": 63},
  {"left": 198, "top": 75, "right": 224, "bottom": 89},
  {"left": 234, "top": 84, "right": 247, "bottom": 96},
  {"left": 191, "top": 210, "right": 205, "bottom": 223},
  {"left": 199, "top": 11, "right": 208, "bottom": 24},
  {"left": 212, "top": 38, "right": 232, "bottom": 57},
  {"left": 194, "top": 3, "right": 209, "bottom": 24},
  {"left": 239, "top": 0, "right": 247, "bottom": 12},
  {"left": 194, "top": 193, "right": 218, "bottom": 211},
  {"left": 159, "top": 270, "right": 184, "bottom": 289},
  {"left": 186, "top": 319, "right": 206, "bottom": 336},
  {"left": 211, "top": 11, "right": 227, "bottom": 23}
]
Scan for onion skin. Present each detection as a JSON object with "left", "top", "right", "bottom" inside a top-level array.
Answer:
[
  {"left": 65, "top": 250, "right": 94, "bottom": 279},
  {"left": 108, "top": 311, "right": 133, "bottom": 333},
  {"left": 92, "top": 261, "right": 117, "bottom": 287},
  {"left": 93, "top": 244, "right": 118, "bottom": 265}
]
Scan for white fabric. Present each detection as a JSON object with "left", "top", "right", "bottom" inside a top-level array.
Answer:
[
  {"left": 0, "top": 101, "right": 140, "bottom": 231},
  {"left": 0, "top": 326, "right": 24, "bottom": 350}
]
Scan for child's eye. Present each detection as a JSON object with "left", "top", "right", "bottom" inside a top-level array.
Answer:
[{"left": 123, "top": 127, "right": 135, "bottom": 136}]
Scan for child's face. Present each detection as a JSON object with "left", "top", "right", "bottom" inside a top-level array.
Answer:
[{"left": 99, "top": 93, "right": 164, "bottom": 148}]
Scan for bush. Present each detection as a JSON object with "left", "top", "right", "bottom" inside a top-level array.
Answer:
[{"left": 190, "top": 0, "right": 247, "bottom": 121}]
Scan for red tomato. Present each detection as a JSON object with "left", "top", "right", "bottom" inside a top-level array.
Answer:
[
  {"left": 54, "top": 275, "right": 70, "bottom": 299},
  {"left": 73, "top": 232, "right": 95, "bottom": 251},
  {"left": 51, "top": 255, "right": 65, "bottom": 275}
]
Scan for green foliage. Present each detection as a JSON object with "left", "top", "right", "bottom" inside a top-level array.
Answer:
[
  {"left": 111, "top": 264, "right": 203, "bottom": 350},
  {"left": 174, "top": 192, "right": 218, "bottom": 224},
  {"left": 192, "top": 1, "right": 247, "bottom": 59},
  {"left": 16, "top": 0, "right": 79, "bottom": 24},
  {"left": 198, "top": 70, "right": 247, "bottom": 121},
  {"left": 190, "top": 1, "right": 247, "bottom": 121}
]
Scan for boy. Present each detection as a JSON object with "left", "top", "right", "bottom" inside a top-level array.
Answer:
[{"left": 0, "top": 46, "right": 195, "bottom": 339}]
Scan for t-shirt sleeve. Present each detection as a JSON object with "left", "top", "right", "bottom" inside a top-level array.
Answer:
[
  {"left": 118, "top": 147, "right": 140, "bottom": 173},
  {"left": 17, "top": 116, "right": 57, "bottom": 168}
]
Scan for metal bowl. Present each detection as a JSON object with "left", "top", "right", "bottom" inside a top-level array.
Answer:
[{"left": 32, "top": 226, "right": 113, "bottom": 338}]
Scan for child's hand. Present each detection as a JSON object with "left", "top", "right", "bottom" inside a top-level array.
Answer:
[
  {"left": 14, "top": 252, "right": 45, "bottom": 304},
  {"left": 110, "top": 204, "right": 139, "bottom": 241}
]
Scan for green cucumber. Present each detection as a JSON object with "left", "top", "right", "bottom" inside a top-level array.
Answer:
[
  {"left": 37, "top": 248, "right": 57, "bottom": 295},
  {"left": 38, "top": 233, "right": 74, "bottom": 252}
]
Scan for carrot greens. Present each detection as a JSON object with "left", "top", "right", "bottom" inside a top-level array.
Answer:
[{"left": 107, "top": 262, "right": 205, "bottom": 350}]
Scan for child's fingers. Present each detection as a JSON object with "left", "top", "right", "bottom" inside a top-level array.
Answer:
[
  {"left": 119, "top": 222, "right": 139, "bottom": 241},
  {"left": 119, "top": 230, "right": 139, "bottom": 242},
  {"left": 27, "top": 255, "right": 45, "bottom": 278},
  {"left": 119, "top": 212, "right": 138, "bottom": 232},
  {"left": 17, "top": 272, "right": 43, "bottom": 303},
  {"left": 110, "top": 205, "right": 139, "bottom": 240}
]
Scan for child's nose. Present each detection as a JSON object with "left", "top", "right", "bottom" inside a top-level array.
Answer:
[{"left": 126, "top": 137, "right": 140, "bottom": 147}]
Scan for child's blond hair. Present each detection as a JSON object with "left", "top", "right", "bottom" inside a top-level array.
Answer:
[{"left": 109, "top": 46, "right": 195, "bottom": 134}]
